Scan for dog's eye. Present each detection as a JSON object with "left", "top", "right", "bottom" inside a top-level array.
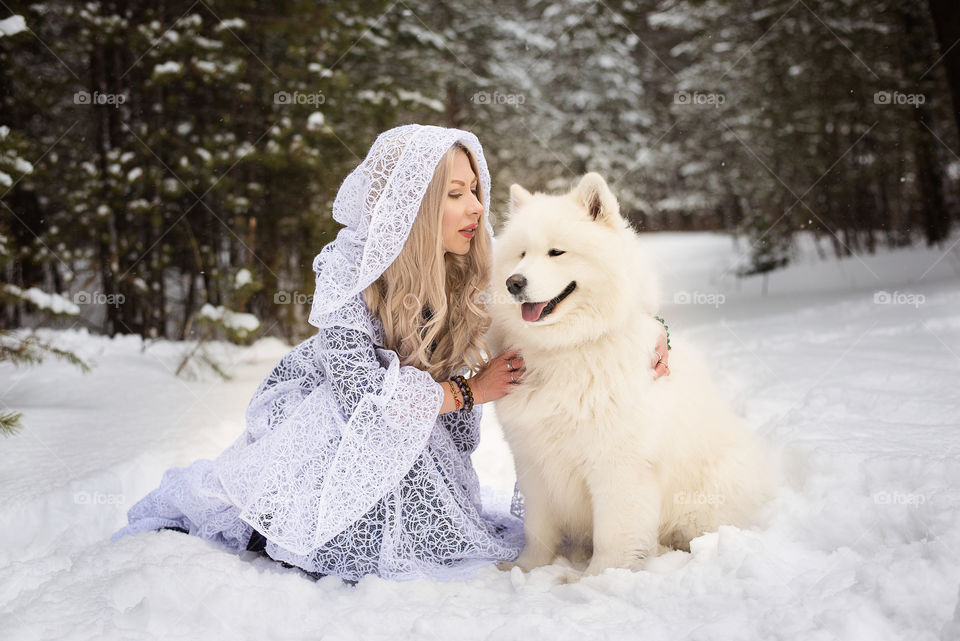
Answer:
[
  {"left": 548, "top": 249, "right": 566, "bottom": 257},
  {"left": 520, "top": 251, "right": 526, "bottom": 258}
]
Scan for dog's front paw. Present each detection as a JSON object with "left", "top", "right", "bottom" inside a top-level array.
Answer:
[
  {"left": 582, "top": 560, "right": 609, "bottom": 578},
  {"left": 502, "top": 551, "right": 554, "bottom": 573},
  {"left": 583, "top": 552, "right": 640, "bottom": 577},
  {"left": 557, "top": 566, "right": 587, "bottom": 584}
]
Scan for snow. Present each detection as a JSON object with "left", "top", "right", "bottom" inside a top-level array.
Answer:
[
  {"left": 648, "top": 9, "right": 701, "bottom": 31},
  {"left": 215, "top": 18, "right": 247, "bottom": 32},
  {"left": 0, "top": 170, "right": 11, "bottom": 187},
  {"left": 306, "top": 111, "right": 326, "bottom": 131},
  {"left": 398, "top": 22, "right": 446, "bottom": 49},
  {"left": 152, "top": 61, "right": 182, "bottom": 77},
  {"left": 1, "top": 233, "right": 959, "bottom": 640},
  {"left": 307, "top": 63, "right": 333, "bottom": 78},
  {"left": 680, "top": 160, "right": 711, "bottom": 177},
  {"left": 220, "top": 60, "right": 242, "bottom": 76},
  {"left": 180, "top": 14, "right": 202, "bottom": 29},
  {"left": 2, "top": 284, "right": 80, "bottom": 315},
  {"left": 234, "top": 268, "right": 252, "bottom": 289},
  {"left": 356, "top": 89, "right": 390, "bottom": 105},
  {"left": 656, "top": 193, "right": 710, "bottom": 211},
  {"left": 198, "top": 303, "right": 260, "bottom": 337},
  {"left": 235, "top": 142, "right": 255, "bottom": 159},
  {"left": 949, "top": 162, "right": 960, "bottom": 181},
  {"left": 396, "top": 90, "right": 445, "bottom": 113},
  {"left": 194, "top": 36, "right": 223, "bottom": 50},
  {"left": 192, "top": 60, "right": 217, "bottom": 75},
  {"left": 12, "top": 157, "right": 33, "bottom": 174},
  {"left": 0, "top": 14, "right": 27, "bottom": 37}
]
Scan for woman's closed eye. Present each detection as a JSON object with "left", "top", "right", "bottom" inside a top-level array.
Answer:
[{"left": 449, "top": 188, "right": 479, "bottom": 199}]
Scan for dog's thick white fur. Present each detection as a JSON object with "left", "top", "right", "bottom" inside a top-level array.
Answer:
[{"left": 488, "top": 173, "right": 773, "bottom": 577}]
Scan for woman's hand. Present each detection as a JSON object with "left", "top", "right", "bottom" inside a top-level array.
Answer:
[
  {"left": 471, "top": 349, "right": 525, "bottom": 404},
  {"left": 652, "top": 328, "right": 670, "bottom": 379}
]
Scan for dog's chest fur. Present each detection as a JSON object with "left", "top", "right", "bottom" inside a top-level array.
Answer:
[{"left": 496, "top": 321, "right": 663, "bottom": 466}]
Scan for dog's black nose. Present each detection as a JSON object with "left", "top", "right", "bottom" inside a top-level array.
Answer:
[{"left": 506, "top": 274, "right": 527, "bottom": 296}]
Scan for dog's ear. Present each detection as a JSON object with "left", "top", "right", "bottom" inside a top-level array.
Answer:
[
  {"left": 574, "top": 173, "right": 620, "bottom": 223},
  {"left": 509, "top": 183, "right": 533, "bottom": 212}
]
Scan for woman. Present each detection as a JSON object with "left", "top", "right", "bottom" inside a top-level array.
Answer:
[{"left": 113, "top": 124, "right": 669, "bottom": 581}]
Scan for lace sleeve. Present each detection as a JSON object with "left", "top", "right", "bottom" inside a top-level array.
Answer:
[
  {"left": 217, "top": 323, "right": 446, "bottom": 554},
  {"left": 320, "top": 325, "right": 484, "bottom": 455},
  {"left": 439, "top": 405, "right": 483, "bottom": 454},
  {"left": 317, "top": 325, "right": 389, "bottom": 419}
]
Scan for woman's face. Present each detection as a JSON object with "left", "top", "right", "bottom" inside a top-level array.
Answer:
[{"left": 441, "top": 151, "right": 483, "bottom": 255}]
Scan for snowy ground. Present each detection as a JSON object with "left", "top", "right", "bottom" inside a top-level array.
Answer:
[{"left": 1, "top": 232, "right": 959, "bottom": 641}]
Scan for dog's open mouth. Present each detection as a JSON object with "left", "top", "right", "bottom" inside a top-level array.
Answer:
[{"left": 521, "top": 281, "right": 577, "bottom": 322}]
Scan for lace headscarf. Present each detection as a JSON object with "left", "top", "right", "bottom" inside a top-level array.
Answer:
[{"left": 308, "top": 124, "right": 495, "bottom": 334}]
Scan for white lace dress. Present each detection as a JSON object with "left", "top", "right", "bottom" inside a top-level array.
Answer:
[{"left": 112, "top": 294, "right": 523, "bottom": 581}]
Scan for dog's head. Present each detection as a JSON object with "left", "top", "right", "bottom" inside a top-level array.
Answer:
[{"left": 491, "top": 172, "right": 659, "bottom": 349}]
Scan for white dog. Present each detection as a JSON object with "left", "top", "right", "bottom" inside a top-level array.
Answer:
[{"left": 489, "top": 173, "right": 773, "bottom": 577}]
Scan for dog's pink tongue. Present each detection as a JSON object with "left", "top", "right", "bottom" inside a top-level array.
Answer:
[{"left": 521, "top": 301, "right": 548, "bottom": 322}]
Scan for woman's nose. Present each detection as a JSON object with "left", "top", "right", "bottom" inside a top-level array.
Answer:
[{"left": 469, "top": 194, "right": 483, "bottom": 215}]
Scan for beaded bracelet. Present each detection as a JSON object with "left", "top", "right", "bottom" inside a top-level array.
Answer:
[
  {"left": 446, "top": 380, "right": 462, "bottom": 411},
  {"left": 451, "top": 375, "right": 474, "bottom": 412},
  {"left": 450, "top": 375, "right": 474, "bottom": 412},
  {"left": 655, "top": 315, "right": 672, "bottom": 350}
]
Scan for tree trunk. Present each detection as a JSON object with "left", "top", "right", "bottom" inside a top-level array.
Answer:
[{"left": 927, "top": 0, "right": 960, "bottom": 138}]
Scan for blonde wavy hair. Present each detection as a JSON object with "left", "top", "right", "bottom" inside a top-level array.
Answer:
[{"left": 363, "top": 143, "right": 492, "bottom": 380}]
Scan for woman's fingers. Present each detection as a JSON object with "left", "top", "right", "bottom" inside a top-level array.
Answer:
[
  {"left": 652, "top": 347, "right": 670, "bottom": 379},
  {"left": 486, "top": 349, "right": 525, "bottom": 395},
  {"left": 504, "top": 356, "right": 524, "bottom": 386},
  {"left": 507, "top": 367, "right": 525, "bottom": 384},
  {"left": 651, "top": 329, "right": 670, "bottom": 378},
  {"left": 507, "top": 354, "right": 524, "bottom": 382}
]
